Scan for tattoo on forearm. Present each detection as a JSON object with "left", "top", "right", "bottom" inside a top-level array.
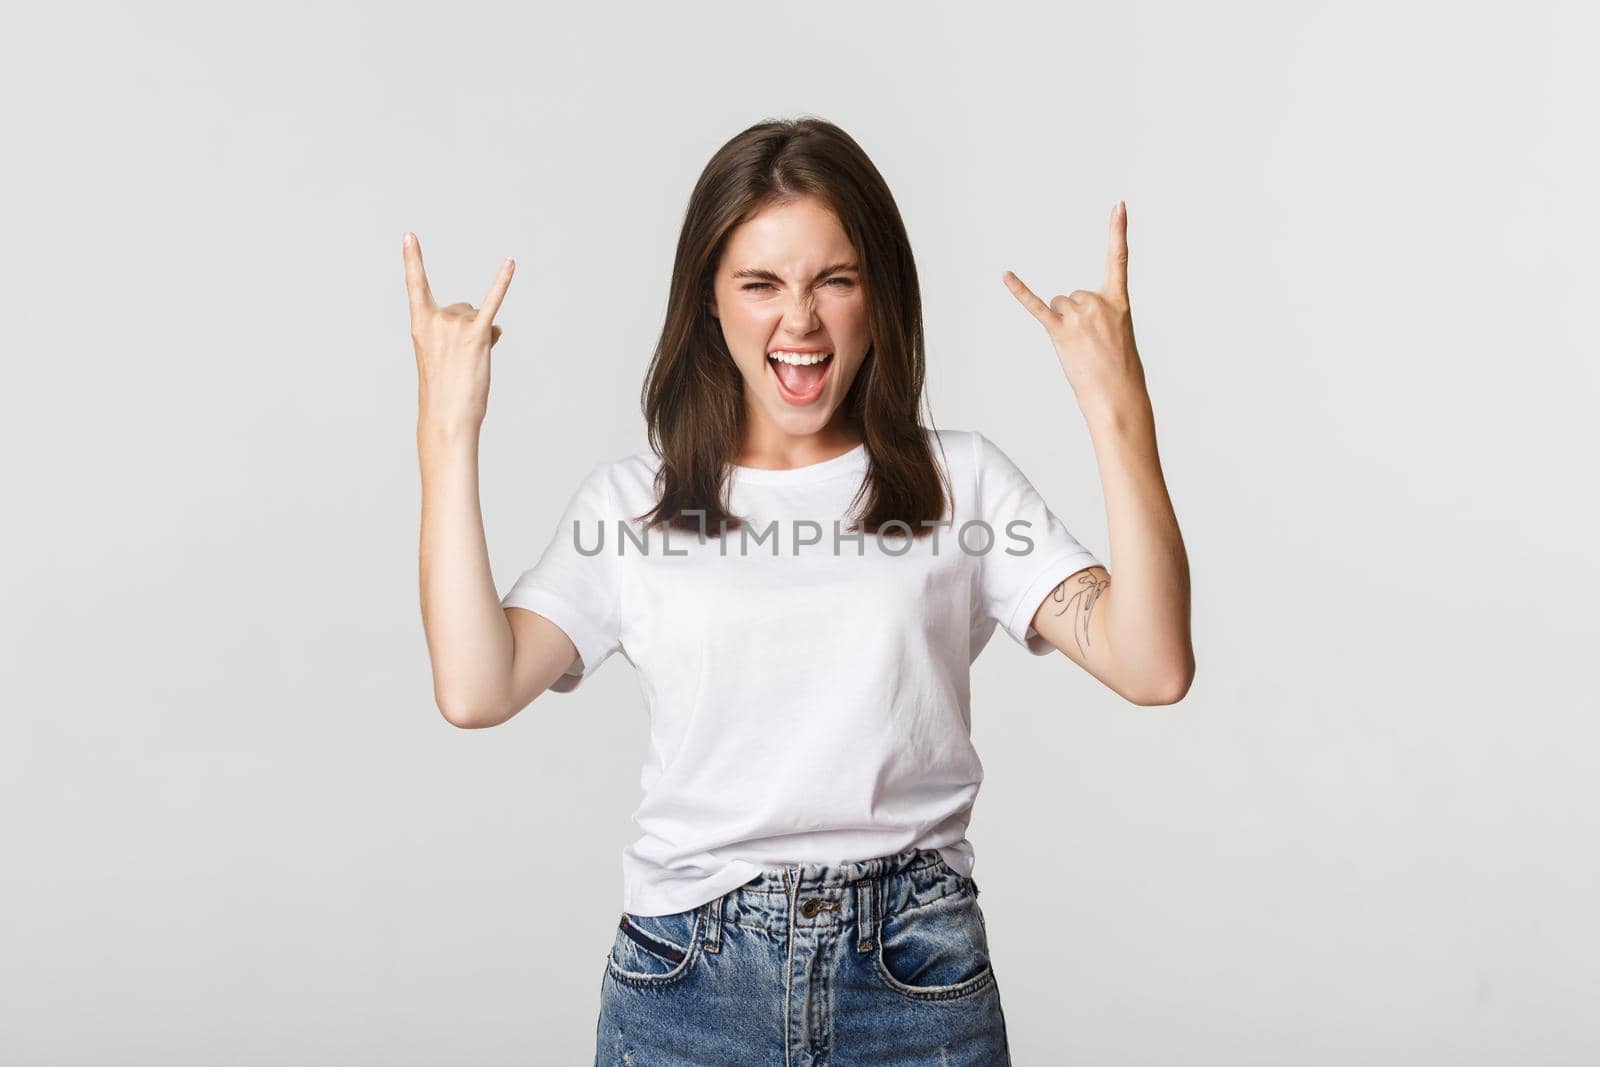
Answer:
[{"left": 1046, "top": 571, "right": 1109, "bottom": 656}]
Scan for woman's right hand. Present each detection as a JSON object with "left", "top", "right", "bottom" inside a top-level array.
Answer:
[{"left": 403, "top": 231, "right": 515, "bottom": 438}]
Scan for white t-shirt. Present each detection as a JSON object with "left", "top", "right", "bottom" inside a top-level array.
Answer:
[{"left": 500, "top": 427, "right": 1103, "bottom": 916}]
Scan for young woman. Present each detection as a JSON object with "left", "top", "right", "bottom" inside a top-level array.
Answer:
[{"left": 407, "top": 117, "right": 1192, "bottom": 1066}]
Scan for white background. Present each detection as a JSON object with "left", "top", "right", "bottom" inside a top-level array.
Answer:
[{"left": 4, "top": 1, "right": 1596, "bottom": 1063}]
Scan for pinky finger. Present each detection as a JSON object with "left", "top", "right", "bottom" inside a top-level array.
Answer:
[{"left": 478, "top": 258, "right": 516, "bottom": 326}]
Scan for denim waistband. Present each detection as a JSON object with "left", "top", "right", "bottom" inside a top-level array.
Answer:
[
  {"left": 699, "top": 846, "right": 967, "bottom": 945},
  {"left": 744, "top": 845, "right": 942, "bottom": 892}
]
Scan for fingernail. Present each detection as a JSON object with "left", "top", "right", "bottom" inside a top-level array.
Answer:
[{"left": 403, "top": 232, "right": 413, "bottom": 247}]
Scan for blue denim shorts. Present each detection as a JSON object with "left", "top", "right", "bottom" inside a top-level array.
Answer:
[{"left": 595, "top": 846, "right": 1011, "bottom": 1065}]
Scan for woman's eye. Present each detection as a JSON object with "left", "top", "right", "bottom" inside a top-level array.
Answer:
[{"left": 740, "top": 278, "right": 854, "bottom": 292}]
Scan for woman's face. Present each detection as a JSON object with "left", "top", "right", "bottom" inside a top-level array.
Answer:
[{"left": 709, "top": 195, "right": 871, "bottom": 451}]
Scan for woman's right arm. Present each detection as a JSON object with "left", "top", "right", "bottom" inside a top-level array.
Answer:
[{"left": 406, "top": 232, "right": 579, "bottom": 728}]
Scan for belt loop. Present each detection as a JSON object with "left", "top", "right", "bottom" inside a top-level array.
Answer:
[
  {"left": 702, "top": 893, "right": 723, "bottom": 953},
  {"left": 854, "top": 878, "right": 876, "bottom": 953}
]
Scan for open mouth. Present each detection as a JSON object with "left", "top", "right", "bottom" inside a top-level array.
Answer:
[{"left": 766, "top": 350, "right": 833, "bottom": 405}]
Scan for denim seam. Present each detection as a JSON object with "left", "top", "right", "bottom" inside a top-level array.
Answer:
[
  {"left": 782, "top": 866, "right": 797, "bottom": 1067},
  {"left": 872, "top": 955, "right": 997, "bottom": 1003}
]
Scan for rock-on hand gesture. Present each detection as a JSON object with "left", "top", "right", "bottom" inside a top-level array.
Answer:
[
  {"left": 403, "top": 231, "right": 515, "bottom": 438},
  {"left": 1001, "top": 201, "right": 1146, "bottom": 418}
]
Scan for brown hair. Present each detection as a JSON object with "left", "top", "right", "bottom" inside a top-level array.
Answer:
[{"left": 632, "top": 116, "right": 950, "bottom": 537}]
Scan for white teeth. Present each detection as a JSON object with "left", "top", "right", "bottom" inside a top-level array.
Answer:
[{"left": 768, "top": 350, "right": 833, "bottom": 366}]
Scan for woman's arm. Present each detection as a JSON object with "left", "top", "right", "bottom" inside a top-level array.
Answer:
[
  {"left": 406, "top": 233, "right": 576, "bottom": 727},
  {"left": 1031, "top": 395, "right": 1192, "bottom": 704},
  {"left": 417, "top": 428, "right": 580, "bottom": 727},
  {"left": 417, "top": 427, "right": 518, "bottom": 724},
  {"left": 1003, "top": 202, "right": 1194, "bottom": 705}
]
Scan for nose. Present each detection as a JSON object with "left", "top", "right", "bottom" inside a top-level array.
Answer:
[{"left": 781, "top": 290, "right": 820, "bottom": 335}]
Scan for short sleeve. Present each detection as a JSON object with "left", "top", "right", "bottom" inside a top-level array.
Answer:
[
  {"left": 500, "top": 462, "right": 623, "bottom": 692},
  {"left": 973, "top": 431, "right": 1104, "bottom": 655}
]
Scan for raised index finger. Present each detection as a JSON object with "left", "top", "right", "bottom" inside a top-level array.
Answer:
[
  {"left": 1101, "top": 201, "right": 1129, "bottom": 305},
  {"left": 401, "top": 232, "right": 436, "bottom": 320},
  {"left": 1001, "top": 270, "right": 1058, "bottom": 327}
]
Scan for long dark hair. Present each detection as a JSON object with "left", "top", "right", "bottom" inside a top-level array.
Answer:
[{"left": 633, "top": 116, "right": 950, "bottom": 537}]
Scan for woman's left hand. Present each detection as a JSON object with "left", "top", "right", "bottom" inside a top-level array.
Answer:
[{"left": 1002, "top": 201, "right": 1146, "bottom": 419}]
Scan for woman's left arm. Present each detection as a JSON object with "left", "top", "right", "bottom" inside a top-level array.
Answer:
[{"left": 1003, "top": 201, "right": 1194, "bottom": 706}]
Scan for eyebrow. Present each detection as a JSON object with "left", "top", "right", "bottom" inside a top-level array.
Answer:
[{"left": 731, "top": 262, "right": 860, "bottom": 284}]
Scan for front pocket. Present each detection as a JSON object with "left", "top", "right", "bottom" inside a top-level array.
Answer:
[
  {"left": 606, "top": 908, "right": 702, "bottom": 988},
  {"left": 873, "top": 885, "right": 996, "bottom": 1001}
]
